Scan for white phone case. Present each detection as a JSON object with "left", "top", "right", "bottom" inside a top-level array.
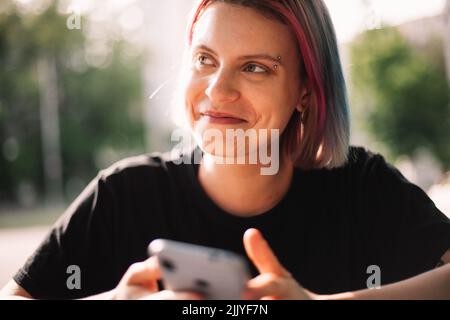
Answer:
[{"left": 148, "top": 239, "right": 251, "bottom": 300}]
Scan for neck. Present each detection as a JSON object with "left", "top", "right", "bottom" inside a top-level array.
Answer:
[{"left": 198, "top": 151, "right": 294, "bottom": 217}]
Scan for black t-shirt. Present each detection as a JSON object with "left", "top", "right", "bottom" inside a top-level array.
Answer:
[{"left": 14, "top": 146, "right": 450, "bottom": 299}]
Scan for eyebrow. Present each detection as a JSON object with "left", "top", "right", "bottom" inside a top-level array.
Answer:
[{"left": 193, "top": 44, "right": 283, "bottom": 66}]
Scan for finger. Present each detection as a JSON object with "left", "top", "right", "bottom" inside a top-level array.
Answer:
[
  {"left": 246, "top": 274, "right": 315, "bottom": 301},
  {"left": 261, "top": 296, "right": 278, "bottom": 300},
  {"left": 124, "top": 256, "right": 162, "bottom": 289},
  {"left": 245, "top": 273, "right": 288, "bottom": 300},
  {"left": 243, "top": 228, "right": 290, "bottom": 276},
  {"left": 144, "top": 290, "right": 203, "bottom": 300}
]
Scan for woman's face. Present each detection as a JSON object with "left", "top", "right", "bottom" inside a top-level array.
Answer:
[{"left": 185, "top": 2, "right": 303, "bottom": 156}]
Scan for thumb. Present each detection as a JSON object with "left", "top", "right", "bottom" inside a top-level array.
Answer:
[
  {"left": 243, "top": 228, "right": 290, "bottom": 277},
  {"left": 123, "top": 256, "right": 162, "bottom": 290}
]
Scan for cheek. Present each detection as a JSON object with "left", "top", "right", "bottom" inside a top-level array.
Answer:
[
  {"left": 184, "top": 76, "right": 213, "bottom": 140},
  {"left": 250, "top": 86, "right": 297, "bottom": 131},
  {"left": 184, "top": 75, "right": 205, "bottom": 121}
]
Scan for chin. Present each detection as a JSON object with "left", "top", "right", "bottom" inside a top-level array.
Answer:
[{"left": 194, "top": 132, "right": 260, "bottom": 162}]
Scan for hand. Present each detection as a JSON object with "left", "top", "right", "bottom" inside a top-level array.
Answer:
[
  {"left": 243, "top": 228, "right": 319, "bottom": 300},
  {"left": 112, "top": 256, "right": 202, "bottom": 300}
]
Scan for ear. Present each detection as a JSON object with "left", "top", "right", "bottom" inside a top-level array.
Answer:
[{"left": 296, "top": 82, "right": 312, "bottom": 113}]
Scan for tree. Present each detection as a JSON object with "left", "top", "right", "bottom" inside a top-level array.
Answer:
[
  {"left": 350, "top": 27, "right": 450, "bottom": 169},
  {"left": 0, "top": 1, "right": 146, "bottom": 206}
]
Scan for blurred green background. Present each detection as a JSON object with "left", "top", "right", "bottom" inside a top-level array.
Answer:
[
  {"left": 0, "top": 1, "right": 146, "bottom": 220},
  {"left": 0, "top": 0, "right": 449, "bottom": 287},
  {"left": 350, "top": 27, "right": 450, "bottom": 168}
]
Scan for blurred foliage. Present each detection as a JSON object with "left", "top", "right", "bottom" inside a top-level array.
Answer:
[
  {"left": 350, "top": 27, "right": 450, "bottom": 169},
  {"left": 0, "top": 1, "right": 146, "bottom": 205}
]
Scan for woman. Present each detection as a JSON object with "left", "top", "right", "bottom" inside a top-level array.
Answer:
[{"left": 1, "top": 0, "right": 449, "bottom": 300}]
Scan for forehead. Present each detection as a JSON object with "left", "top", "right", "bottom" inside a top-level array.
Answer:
[{"left": 192, "top": 2, "right": 298, "bottom": 58}]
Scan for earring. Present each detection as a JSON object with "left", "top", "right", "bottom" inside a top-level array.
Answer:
[{"left": 299, "top": 109, "right": 306, "bottom": 124}]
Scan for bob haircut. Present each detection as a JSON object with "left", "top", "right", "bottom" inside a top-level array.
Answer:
[{"left": 185, "top": 0, "right": 350, "bottom": 169}]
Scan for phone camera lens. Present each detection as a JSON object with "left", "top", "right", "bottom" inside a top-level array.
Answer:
[
  {"left": 160, "top": 258, "right": 176, "bottom": 272},
  {"left": 209, "top": 250, "right": 223, "bottom": 261},
  {"left": 194, "top": 279, "right": 210, "bottom": 289}
]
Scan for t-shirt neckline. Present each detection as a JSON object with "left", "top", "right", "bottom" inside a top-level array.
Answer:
[{"left": 186, "top": 146, "right": 298, "bottom": 230}]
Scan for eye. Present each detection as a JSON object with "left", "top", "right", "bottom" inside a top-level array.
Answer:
[
  {"left": 195, "top": 54, "right": 215, "bottom": 68},
  {"left": 243, "top": 63, "right": 268, "bottom": 74}
]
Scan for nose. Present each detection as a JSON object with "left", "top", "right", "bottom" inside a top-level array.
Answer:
[{"left": 205, "top": 68, "right": 240, "bottom": 104}]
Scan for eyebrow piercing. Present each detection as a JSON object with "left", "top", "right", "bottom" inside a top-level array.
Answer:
[{"left": 273, "top": 56, "right": 282, "bottom": 69}]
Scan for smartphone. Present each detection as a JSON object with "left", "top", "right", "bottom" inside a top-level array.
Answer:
[{"left": 148, "top": 239, "right": 251, "bottom": 300}]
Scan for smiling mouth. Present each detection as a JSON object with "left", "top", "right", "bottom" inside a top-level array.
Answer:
[{"left": 200, "top": 112, "right": 247, "bottom": 124}]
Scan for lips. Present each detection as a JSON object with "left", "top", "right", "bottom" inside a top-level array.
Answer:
[{"left": 200, "top": 111, "right": 246, "bottom": 122}]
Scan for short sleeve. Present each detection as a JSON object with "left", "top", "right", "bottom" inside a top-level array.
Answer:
[
  {"left": 13, "top": 172, "right": 118, "bottom": 299},
  {"left": 364, "top": 154, "right": 450, "bottom": 284}
]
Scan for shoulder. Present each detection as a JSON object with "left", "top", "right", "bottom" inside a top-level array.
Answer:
[
  {"left": 344, "top": 146, "right": 404, "bottom": 185},
  {"left": 343, "top": 146, "right": 439, "bottom": 211},
  {"left": 60, "top": 149, "right": 195, "bottom": 227},
  {"left": 96, "top": 149, "right": 191, "bottom": 186},
  {"left": 345, "top": 146, "right": 388, "bottom": 172},
  {"left": 326, "top": 146, "right": 427, "bottom": 205},
  {"left": 99, "top": 151, "right": 175, "bottom": 176},
  {"left": 312, "top": 146, "right": 398, "bottom": 184},
  {"left": 88, "top": 147, "right": 202, "bottom": 209}
]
